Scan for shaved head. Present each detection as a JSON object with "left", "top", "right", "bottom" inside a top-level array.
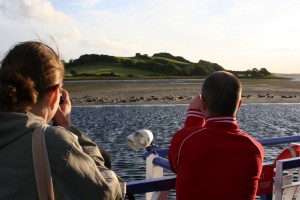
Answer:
[{"left": 202, "top": 71, "right": 242, "bottom": 116}]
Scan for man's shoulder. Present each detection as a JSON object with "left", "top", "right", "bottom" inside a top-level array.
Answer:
[
  {"left": 240, "top": 131, "right": 262, "bottom": 145},
  {"left": 239, "top": 131, "right": 264, "bottom": 155},
  {"left": 171, "top": 127, "right": 207, "bottom": 145}
]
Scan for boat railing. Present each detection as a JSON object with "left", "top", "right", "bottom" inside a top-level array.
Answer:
[{"left": 126, "top": 135, "right": 300, "bottom": 200}]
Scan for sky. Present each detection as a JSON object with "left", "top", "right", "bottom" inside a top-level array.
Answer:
[{"left": 0, "top": 0, "right": 300, "bottom": 74}]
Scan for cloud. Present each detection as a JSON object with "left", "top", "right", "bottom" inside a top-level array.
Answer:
[
  {"left": 78, "top": 36, "right": 142, "bottom": 56},
  {"left": 81, "top": 0, "right": 103, "bottom": 7},
  {"left": 0, "top": 0, "right": 72, "bottom": 24},
  {"left": 0, "top": 49, "right": 5, "bottom": 60},
  {"left": 1, "top": 0, "right": 300, "bottom": 73},
  {"left": 0, "top": 0, "right": 81, "bottom": 61}
]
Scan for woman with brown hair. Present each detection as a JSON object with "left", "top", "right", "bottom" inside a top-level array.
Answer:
[{"left": 0, "top": 41, "right": 123, "bottom": 199}]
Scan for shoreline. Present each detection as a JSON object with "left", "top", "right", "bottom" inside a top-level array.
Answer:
[
  {"left": 64, "top": 78, "right": 300, "bottom": 105},
  {"left": 71, "top": 103, "right": 300, "bottom": 108}
]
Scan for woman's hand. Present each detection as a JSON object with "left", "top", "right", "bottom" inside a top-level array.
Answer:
[{"left": 53, "top": 88, "right": 72, "bottom": 129}]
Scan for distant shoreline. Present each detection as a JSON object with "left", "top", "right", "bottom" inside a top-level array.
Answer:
[
  {"left": 64, "top": 77, "right": 300, "bottom": 105},
  {"left": 64, "top": 75, "right": 290, "bottom": 81}
]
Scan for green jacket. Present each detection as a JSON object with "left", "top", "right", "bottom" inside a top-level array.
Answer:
[{"left": 0, "top": 112, "right": 122, "bottom": 200}]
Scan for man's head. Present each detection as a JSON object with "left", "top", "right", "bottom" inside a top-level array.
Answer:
[{"left": 201, "top": 71, "right": 242, "bottom": 116}]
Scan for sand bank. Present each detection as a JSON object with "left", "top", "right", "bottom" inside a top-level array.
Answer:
[{"left": 63, "top": 78, "right": 300, "bottom": 105}]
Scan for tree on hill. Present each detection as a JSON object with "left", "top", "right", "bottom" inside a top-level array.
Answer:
[
  {"left": 230, "top": 68, "right": 272, "bottom": 78},
  {"left": 152, "top": 52, "right": 191, "bottom": 63},
  {"left": 70, "top": 70, "right": 79, "bottom": 76},
  {"left": 121, "top": 59, "right": 135, "bottom": 67},
  {"left": 135, "top": 53, "right": 150, "bottom": 59},
  {"left": 66, "top": 54, "right": 119, "bottom": 67},
  {"left": 259, "top": 68, "right": 271, "bottom": 76},
  {"left": 198, "top": 60, "right": 224, "bottom": 71},
  {"left": 251, "top": 68, "right": 259, "bottom": 77},
  {"left": 192, "top": 66, "right": 208, "bottom": 76}
]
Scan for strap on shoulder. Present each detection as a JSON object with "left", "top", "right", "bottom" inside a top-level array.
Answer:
[{"left": 32, "top": 125, "right": 54, "bottom": 200}]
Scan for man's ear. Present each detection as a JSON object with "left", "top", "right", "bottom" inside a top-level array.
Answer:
[
  {"left": 200, "top": 96, "right": 207, "bottom": 111},
  {"left": 237, "top": 98, "right": 243, "bottom": 110}
]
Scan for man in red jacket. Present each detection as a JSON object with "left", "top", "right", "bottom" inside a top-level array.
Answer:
[{"left": 168, "top": 71, "right": 264, "bottom": 200}]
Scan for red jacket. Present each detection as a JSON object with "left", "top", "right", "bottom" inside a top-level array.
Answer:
[{"left": 168, "top": 109, "right": 264, "bottom": 200}]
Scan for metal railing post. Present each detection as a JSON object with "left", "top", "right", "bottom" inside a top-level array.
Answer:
[
  {"left": 274, "top": 157, "right": 300, "bottom": 200},
  {"left": 146, "top": 153, "right": 169, "bottom": 200},
  {"left": 274, "top": 160, "right": 284, "bottom": 200}
]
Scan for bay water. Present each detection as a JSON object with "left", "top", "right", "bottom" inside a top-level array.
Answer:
[{"left": 71, "top": 104, "right": 300, "bottom": 197}]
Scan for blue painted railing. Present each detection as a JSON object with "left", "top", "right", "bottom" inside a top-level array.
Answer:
[
  {"left": 126, "top": 135, "right": 300, "bottom": 199},
  {"left": 274, "top": 157, "right": 300, "bottom": 199}
]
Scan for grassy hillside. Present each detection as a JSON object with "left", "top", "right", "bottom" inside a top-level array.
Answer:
[
  {"left": 65, "top": 52, "right": 272, "bottom": 79},
  {"left": 65, "top": 62, "right": 159, "bottom": 78}
]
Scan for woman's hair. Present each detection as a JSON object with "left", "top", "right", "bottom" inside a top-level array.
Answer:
[{"left": 0, "top": 41, "right": 64, "bottom": 112}]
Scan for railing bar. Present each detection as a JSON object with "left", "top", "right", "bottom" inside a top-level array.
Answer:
[
  {"left": 143, "top": 136, "right": 300, "bottom": 160},
  {"left": 126, "top": 175, "right": 176, "bottom": 194},
  {"left": 152, "top": 157, "right": 171, "bottom": 170},
  {"left": 277, "top": 157, "right": 300, "bottom": 170},
  {"left": 258, "top": 135, "right": 300, "bottom": 146}
]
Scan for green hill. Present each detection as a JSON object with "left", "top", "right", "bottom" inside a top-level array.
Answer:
[{"left": 64, "top": 52, "right": 271, "bottom": 79}]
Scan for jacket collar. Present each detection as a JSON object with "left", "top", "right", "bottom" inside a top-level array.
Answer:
[
  {"left": 0, "top": 112, "right": 46, "bottom": 148},
  {"left": 204, "top": 115, "right": 239, "bottom": 130}
]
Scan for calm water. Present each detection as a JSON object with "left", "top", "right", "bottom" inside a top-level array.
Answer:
[{"left": 71, "top": 104, "right": 300, "bottom": 198}]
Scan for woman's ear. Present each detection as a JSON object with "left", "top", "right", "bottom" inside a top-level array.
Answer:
[{"left": 49, "top": 87, "right": 59, "bottom": 110}]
